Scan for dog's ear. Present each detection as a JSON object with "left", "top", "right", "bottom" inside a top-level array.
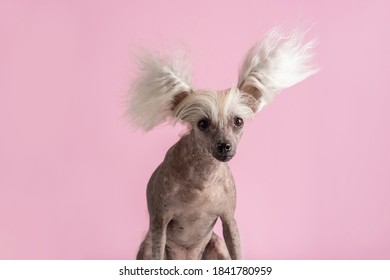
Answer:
[
  {"left": 237, "top": 26, "right": 319, "bottom": 112},
  {"left": 128, "top": 50, "right": 193, "bottom": 131}
]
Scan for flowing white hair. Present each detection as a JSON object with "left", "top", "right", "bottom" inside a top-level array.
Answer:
[
  {"left": 238, "top": 26, "right": 319, "bottom": 110},
  {"left": 128, "top": 50, "right": 193, "bottom": 131},
  {"left": 128, "top": 26, "right": 318, "bottom": 131}
]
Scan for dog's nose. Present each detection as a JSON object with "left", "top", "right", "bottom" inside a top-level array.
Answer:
[{"left": 216, "top": 142, "right": 232, "bottom": 153}]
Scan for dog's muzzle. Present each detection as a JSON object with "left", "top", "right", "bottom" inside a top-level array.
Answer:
[{"left": 213, "top": 142, "right": 234, "bottom": 162}]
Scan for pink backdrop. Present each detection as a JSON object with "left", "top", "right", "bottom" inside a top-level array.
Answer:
[{"left": 1, "top": 0, "right": 389, "bottom": 259}]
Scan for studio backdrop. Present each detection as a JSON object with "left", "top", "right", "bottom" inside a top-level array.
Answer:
[{"left": 0, "top": 0, "right": 389, "bottom": 259}]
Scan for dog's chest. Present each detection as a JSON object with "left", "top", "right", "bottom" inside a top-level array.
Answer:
[
  {"left": 173, "top": 179, "right": 233, "bottom": 214},
  {"left": 166, "top": 186, "right": 228, "bottom": 244}
]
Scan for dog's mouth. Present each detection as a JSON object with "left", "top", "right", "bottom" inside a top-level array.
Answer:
[{"left": 213, "top": 153, "right": 234, "bottom": 162}]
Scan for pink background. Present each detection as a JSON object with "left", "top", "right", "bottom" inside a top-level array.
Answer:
[{"left": 1, "top": 0, "right": 389, "bottom": 259}]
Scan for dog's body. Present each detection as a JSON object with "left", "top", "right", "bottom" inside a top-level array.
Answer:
[
  {"left": 129, "top": 27, "right": 318, "bottom": 260},
  {"left": 136, "top": 128, "right": 239, "bottom": 259}
]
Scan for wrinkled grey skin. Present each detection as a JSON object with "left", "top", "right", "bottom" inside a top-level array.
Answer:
[{"left": 137, "top": 102, "right": 244, "bottom": 260}]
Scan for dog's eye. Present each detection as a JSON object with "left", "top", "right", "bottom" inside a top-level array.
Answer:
[
  {"left": 197, "top": 118, "right": 210, "bottom": 131},
  {"left": 234, "top": 117, "right": 244, "bottom": 127}
]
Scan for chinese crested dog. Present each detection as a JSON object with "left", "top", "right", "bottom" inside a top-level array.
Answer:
[{"left": 128, "top": 26, "right": 318, "bottom": 260}]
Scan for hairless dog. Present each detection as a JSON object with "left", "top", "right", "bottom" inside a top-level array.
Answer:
[{"left": 129, "top": 26, "right": 318, "bottom": 259}]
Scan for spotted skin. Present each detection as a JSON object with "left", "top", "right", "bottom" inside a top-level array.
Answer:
[{"left": 137, "top": 129, "right": 241, "bottom": 260}]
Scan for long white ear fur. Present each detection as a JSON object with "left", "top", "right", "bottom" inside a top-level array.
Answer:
[
  {"left": 238, "top": 26, "right": 319, "bottom": 110},
  {"left": 128, "top": 50, "right": 193, "bottom": 131}
]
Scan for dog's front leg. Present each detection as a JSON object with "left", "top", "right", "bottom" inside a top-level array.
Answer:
[
  {"left": 150, "top": 214, "right": 170, "bottom": 260},
  {"left": 221, "top": 215, "right": 242, "bottom": 260}
]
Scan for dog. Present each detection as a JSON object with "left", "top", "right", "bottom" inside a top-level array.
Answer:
[{"left": 128, "top": 26, "right": 318, "bottom": 260}]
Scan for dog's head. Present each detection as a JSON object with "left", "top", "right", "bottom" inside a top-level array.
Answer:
[
  {"left": 129, "top": 27, "right": 318, "bottom": 162},
  {"left": 172, "top": 88, "right": 256, "bottom": 161}
]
